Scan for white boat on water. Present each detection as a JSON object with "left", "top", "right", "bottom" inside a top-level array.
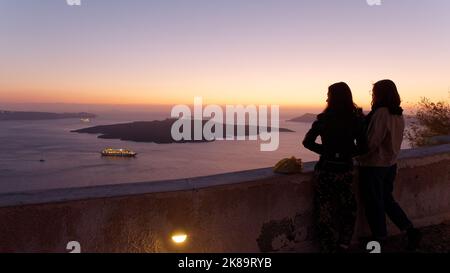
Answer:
[{"left": 101, "top": 148, "right": 137, "bottom": 157}]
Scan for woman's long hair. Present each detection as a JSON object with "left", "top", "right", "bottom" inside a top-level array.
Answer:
[
  {"left": 324, "top": 82, "right": 359, "bottom": 116},
  {"left": 371, "top": 79, "right": 403, "bottom": 115}
]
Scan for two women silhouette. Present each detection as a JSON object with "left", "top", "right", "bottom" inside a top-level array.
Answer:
[{"left": 303, "top": 80, "right": 421, "bottom": 253}]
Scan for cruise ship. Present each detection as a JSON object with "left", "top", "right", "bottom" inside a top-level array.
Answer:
[{"left": 101, "top": 148, "right": 137, "bottom": 157}]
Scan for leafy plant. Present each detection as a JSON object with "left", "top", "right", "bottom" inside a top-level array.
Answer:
[{"left": 405, "top": 98, "right": 450, "bottom": 147}]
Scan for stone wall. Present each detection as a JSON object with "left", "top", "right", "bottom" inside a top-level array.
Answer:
[{"left": 0, "top": 145, "right": 449, "bottom": 253}]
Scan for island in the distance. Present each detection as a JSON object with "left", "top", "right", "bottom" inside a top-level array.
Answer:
[
  {"left": 0, "top": 110, "right": 96, "bottom": 121},
  {"left": 72, "top": 119, "right": 294, "bottom": 144},
  {"left": 287, "top": 113, "right": 317, "bottom": 123}
]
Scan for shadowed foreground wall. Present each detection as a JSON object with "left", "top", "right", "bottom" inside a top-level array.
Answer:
[{"left": 0, "top": 145, "right": 449, "bottom": 253}]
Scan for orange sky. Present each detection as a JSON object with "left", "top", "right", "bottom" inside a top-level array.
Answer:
[{"left": 1, "top": 1, "right": 449, "bottom": 110}]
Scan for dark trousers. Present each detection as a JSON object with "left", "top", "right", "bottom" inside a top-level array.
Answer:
[{"left": 359, "top": 165, "right": 413, "bottom": 238}]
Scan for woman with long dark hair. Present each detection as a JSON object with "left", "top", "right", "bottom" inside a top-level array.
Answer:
[
  {"left": 303, "top": 82, "right": 365, "bottom": 252},
  {"left": 358, "top": 79, "right": 421, "bottom": 250}
]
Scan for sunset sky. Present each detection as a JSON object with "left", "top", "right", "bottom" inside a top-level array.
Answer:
[{"left": 0, "top": 0, "right": 449, "bottom": 110}]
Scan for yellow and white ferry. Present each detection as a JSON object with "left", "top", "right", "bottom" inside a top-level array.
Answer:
[{"left": 101, "top": 148, "right": 137, "bottom": 157}]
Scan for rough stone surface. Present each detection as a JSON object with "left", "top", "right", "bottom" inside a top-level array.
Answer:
[{"left": 0, "top": 145, "right": 449, "bottom": 253}]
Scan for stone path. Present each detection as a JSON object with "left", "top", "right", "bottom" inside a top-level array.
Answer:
[{"left": 355, "top": 222, "right": 450, "bottom": 253}]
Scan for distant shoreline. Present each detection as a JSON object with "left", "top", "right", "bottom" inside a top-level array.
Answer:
[
  {"left": 72, "top": 119, "right": 295, "bottom": 144},
  {"left": 287, "top": 113, "right": 317, "bottom": 123},
  {"left": 0, "top": 110, "right": 96, "bottom": 121}
]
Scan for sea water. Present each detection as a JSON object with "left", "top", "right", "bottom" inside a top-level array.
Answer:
[{"left": 0, "top": 112, "right": 410, "bottom": 194}]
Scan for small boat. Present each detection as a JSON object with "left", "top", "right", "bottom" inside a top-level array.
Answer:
[
  {"left": 101, "top": 148, "right": 137, "bottom": 157},
  {"left": 80, "top": 118, "right": 91, "bottom": 123}
]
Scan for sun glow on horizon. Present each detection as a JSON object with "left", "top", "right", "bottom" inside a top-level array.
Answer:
[{"left": 1, "top": 1, "right": 449, "bottom": 109}]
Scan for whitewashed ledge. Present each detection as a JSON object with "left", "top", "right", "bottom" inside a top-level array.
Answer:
[
  {"left": 0, "top": 162, "right": 316, "bottom": 208},
  {"left": 0, "top": 144, "right": 449, "bottom": 208}
]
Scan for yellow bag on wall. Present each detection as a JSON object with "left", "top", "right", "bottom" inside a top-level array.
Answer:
[{"left": 273, "top": 156, "right": 303, "bottom": 174}]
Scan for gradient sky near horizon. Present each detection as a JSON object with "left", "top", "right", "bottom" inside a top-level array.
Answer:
[{"left": 0, "top": 0, "right": 449, "bottom": 109}]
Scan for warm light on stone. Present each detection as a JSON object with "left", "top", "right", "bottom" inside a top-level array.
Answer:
[{"left": 172, "top": 234, "right": 187, "bottom": 244}]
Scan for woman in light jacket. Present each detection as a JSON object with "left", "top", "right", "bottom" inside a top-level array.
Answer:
[{"left": 358, "top": 79, "right": 421, "bottom": 250}]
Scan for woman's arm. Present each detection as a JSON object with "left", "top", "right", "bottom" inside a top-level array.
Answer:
[
  {"left": 302, "top": 120, "right": 324, "bottom": 155},
  {"left": 354, "top": 114, "right": 369, "bottom": 156}
]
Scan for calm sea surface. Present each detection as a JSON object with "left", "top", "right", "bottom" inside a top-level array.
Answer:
[{"left": 0, "top": 113, "right": 410, "bottom": 194}]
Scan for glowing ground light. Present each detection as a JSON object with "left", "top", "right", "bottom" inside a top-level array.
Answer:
[{"left": 172, "top": 234, "right": 188, "bottom": 244}]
